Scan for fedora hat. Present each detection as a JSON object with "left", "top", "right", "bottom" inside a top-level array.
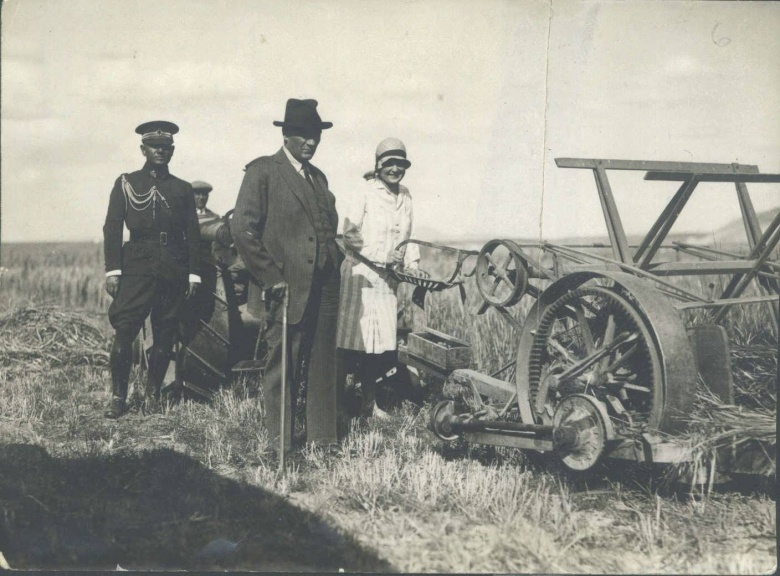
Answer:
[{"left": 273, "top": 98, "right": 333, "bottom": 130}]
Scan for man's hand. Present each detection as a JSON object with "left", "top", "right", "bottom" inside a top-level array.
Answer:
[
  {"left": 105, "top": 276, "right": 120, "bottom": 298},
  {"left": 264, "top": 281, "right": 288, "bottom": 302},
  {"left": 186, "top": 282, "right": 199, "bottom": 299}
]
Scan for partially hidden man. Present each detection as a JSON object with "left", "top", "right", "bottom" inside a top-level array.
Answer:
[
  {"left": 191, "top": 179, "right": 233, "bottom": 272},
  {"left": 103, "top": 121, "right": 201, "bottom": 419},
  {"left": 179, "top": 180, "right": 232, "bottom": 342},
  {"left": 231, "top": 98, "right": 341, "bottom": 454}
]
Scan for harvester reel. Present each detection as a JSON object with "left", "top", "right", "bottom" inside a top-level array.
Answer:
[
  {"left": 476, "top": 239, "right": 529, "bottom": 307},
  {"left": 525, "top": 284, "right": 665, "bottom": 432},
  {"left": 552, "top": 394, "right": 611, "bottom": 471}
]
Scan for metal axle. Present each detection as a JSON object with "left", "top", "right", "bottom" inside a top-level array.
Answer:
[{"left": 440, "top": 415, "right": 553, "bottom": 437}]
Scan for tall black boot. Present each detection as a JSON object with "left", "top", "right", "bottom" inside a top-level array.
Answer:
[
  {"left": 105, "top": 330, "right": 133, "bottom": 419},
  {"left": 145, "top": 345, "right": 171, "bottom": 401},
  {"left": 144, "top": 323, "right": 176, "bottom": 413}
]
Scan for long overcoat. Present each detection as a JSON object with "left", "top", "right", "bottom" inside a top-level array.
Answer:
[{"left": 230, "top": 148, "right": 339, "bottom": 325}]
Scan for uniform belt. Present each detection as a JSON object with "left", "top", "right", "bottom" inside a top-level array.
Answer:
[{"left": 129, "top": 230, "right": 185, "bottom": 245}]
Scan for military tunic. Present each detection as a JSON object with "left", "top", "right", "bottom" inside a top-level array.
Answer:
[{"left": 103, "top": 162, "right": 201, "bottom": 332}]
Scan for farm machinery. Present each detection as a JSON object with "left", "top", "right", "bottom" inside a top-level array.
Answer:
[
  {"left": 395, "top": 158, "right": 779, "bottom": 477},
  {"left": 137, "top": 157, "right": 777, "bottom": 480}
]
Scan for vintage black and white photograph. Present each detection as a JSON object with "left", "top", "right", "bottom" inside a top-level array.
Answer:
[{"left": 0, "top": 0, "right": 777, "bottom": 573}]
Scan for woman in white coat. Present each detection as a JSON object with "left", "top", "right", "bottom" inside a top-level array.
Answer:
[{"left": 336, "top": 138, "right": 420, "bottom": 418}]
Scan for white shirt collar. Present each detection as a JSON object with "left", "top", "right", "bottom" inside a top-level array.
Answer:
[
  {"left": 282, "top": 145, "right": 305, "bottom": 175},
  {"left": 371, "top": 177, "right": 406, "bottom": 196}
]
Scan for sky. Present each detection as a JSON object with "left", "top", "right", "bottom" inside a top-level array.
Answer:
[{"left": 1, "top": 0, "right": 779, "bottom": 245}]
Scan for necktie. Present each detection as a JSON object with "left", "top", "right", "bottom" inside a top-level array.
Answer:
[
  {"left": 302, "top": 164, "right": 336, "bottom": 269},
  {"left": 303, "top": 164, "right": 316, "bottom": 190}
]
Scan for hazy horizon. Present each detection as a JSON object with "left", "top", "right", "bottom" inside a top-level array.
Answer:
[
  {"left": 2, "top": 0, "right": 779, "bottom": 244},
  {"left": 4, "top": 204, "right": 774, "bottom": 250}
]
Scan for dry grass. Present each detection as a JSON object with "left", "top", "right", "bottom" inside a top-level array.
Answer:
[
  {"left": 0, "top": 242, "right": 776, "bottom": 573},
  {"left": 1, "top": 242, "right": 111, "bottom": 311},
  {"left": 687, "top": 386, "right": 776, "bottom": 452},
  {"left": 730, "top": 342, "right": 778, "bottom": 410},
  {"left": 0, "top": 303, "right": 110, "bottom": 371},
  {"left": 677, "top": 384, "right": 776, "bottom": 488},
  {"left": 0, "top": 359, "right": 775, "bottom": 573}
]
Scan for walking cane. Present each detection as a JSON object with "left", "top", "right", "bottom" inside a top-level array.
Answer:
[{"left": 279, "top": 283, "right": 289, "bottom": 473}]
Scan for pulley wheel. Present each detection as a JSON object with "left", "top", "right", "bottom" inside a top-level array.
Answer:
[
  {"left": 475, "top": 239, "right": 529, "bottom": 307},
  {"left": 552, "top": 394, "right": 608, "bottom": 471},
  {"left": 430, "top": 400, "right": 461, "bottom": 441}
]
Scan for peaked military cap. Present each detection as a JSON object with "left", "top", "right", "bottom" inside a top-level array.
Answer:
[
  {"left": 136, "top": 120, "right": 179, "bottom": 145},
  {"left": 191, "top": 180, "right": 213, "bottom": 193}
]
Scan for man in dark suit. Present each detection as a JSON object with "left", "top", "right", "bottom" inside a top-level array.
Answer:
[
  {"left": 103, "top": 121, "right": 201, "bottom": 418},
  {"left": 231, "top": 99, "right": 340, "bottom": 453}
]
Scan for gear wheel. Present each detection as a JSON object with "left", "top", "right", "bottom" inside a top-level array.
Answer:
[{"left": 525, "top": 285, "right": 663, "bottom": 432}]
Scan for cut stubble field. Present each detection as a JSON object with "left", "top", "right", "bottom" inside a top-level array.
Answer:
[{"left": 0, "top": 242, "right": 776, "bottom": 573}]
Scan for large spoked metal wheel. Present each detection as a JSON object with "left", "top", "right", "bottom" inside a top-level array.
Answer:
[
  {"left": 475, "top": 239, "right": 528, "bottom": 307},
  {"left": 517, "top": 275, "right": 695, "bottom": 435}
]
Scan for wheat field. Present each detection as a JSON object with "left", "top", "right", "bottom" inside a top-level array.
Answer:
[{"left": 0, "top": 241, "right": 775, "bottom": 573}]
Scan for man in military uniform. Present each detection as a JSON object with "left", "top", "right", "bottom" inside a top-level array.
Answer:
[{"left": 103, "top": 121, "right": 201, "bottom": 418}]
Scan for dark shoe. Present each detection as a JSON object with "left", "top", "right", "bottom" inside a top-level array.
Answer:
[
  {"left": 145, "top": 381, "right": 161, "bottom": 401},
  {"left": 361, "top": 400, "right": 389, "bottom": 420},
  {"left": 324, "top": 443, "right": 341, "bottom": 457},
  {"left": 104, "top": 397, "right": 127, "bottom": 419},
  {"left": 160, "top": 381, "right": 182, "bottom": 403},
  {"left": 141, "top": 396, "right": 162, "bottom": 416}
]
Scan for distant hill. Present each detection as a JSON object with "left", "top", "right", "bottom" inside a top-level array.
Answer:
[
  {"left": 420, "top": 207, "right": 780, "bottom": 251},
  {"left": 683, "top": 207, "right": 779, "bottom": 246}
]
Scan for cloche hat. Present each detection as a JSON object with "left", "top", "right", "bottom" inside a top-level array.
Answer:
[{"left": 375, "top": 137, "right": 411, "bottom": 169}]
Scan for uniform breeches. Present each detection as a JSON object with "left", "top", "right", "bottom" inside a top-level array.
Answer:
[
  {"left": 263, "top": 262, "right": 340, "bottom": 451},
  {"left": 109, "top": 274, "right": 187, "bottom": 333},
  {"left": 108, "top": 275, "right": 187, "bottom": 398}
]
